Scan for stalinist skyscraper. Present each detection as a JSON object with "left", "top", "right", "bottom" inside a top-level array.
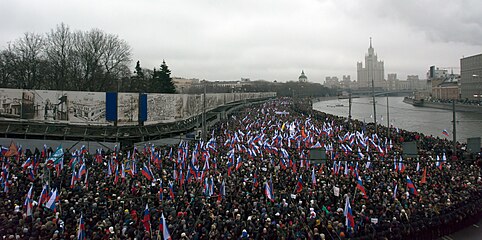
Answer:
[{"left": 357, "top": 38, "right": 385, "bottom": 89}]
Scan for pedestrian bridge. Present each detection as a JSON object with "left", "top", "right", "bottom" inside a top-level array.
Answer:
[{"left": 348, "top": 89, "right": 413, "bottom": 97}]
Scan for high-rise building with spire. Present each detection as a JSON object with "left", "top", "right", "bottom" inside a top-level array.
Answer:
[{"left": 357, "top": 38, "right": 385, "bottom": 89}]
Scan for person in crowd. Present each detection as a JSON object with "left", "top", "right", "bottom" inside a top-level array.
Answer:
[{"left": 0, "top": 97, "right": 481, "bottom": 239}]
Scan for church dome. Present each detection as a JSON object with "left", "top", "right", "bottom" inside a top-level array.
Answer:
[{"left": 299, "top": 70, "right": 307, "bottom": 82}]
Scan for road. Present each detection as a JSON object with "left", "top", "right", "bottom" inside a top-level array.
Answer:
[{"left": 439, "top": 217, "right": 482, "bottom": 240}]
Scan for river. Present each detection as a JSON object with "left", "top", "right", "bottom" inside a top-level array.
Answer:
[{"left": 313, "top": 97, "right": 482, "bottom": 143}]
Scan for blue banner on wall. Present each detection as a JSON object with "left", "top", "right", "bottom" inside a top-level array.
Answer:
[
  {"left": 106, "top": 92, "right": 118, "bottom": 122},
  {"left": 139, "top": 93, "right": 147, "bottom": 122}
]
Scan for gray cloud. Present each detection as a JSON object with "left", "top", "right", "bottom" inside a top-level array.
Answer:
[{"left": 1, "top": 0, "right": 481, "bottom": 83}]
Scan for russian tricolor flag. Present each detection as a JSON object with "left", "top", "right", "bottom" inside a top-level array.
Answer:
[
  {"left": 236, "top": 156, "right": 243, "bottom": 171},
  {"left": 24, "top": 185, "right": 33, "bottom": 217},
  {"left": 442, "top": 129, "right": 449, "bottom": 137},
  {"left": 45, "top": 189, "right": 57, "bottom": 211},
  {"left": 295, "top": 175, "right": 303, "bottom": 193},
  {"left": 265, "top": 182, "right": 275, "bottom": 202},
  {"left": 311, "top": 168, "right": 316, "bottom": 188},
  {"left": 142, "top": 204, "right": 151, "bottom": 233},
  {"left": 406, "top": 176, "right": 418, "bottom": 196},
  {"left": 218, "top": 180, "right": 226, "bottom": 202},
  {"left": 169, "top": 182, "right": 175, "bottom": 200},
  {"left": 356, "top": 177, "right": 368, "bottom": 199},
  {"left": 159, "top": 213, "right": 172, "bottom": 240},
  {"left": 38, "top": 184, "right": 49, "bottom": 206},
  {"left": 78, "top": 163, "right": 87, "bottom": 178},
  {"left": 77, "top": 214, "right": 86, "bottom": 240},
  {"left": 141, "top": 164, "right": 154, "bottom": 181},
  {"left": 344, "top": 196, "right": 355, "bottom": 229}
]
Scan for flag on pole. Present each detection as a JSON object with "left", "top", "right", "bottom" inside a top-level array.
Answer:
[
  {"left": 141, "top": 164, "right": 154, "bottom": 181},
  {"left": 78, "top": 163, "right": 87, "bottom": 178},
  {"left": 159, "top": 213, "right": 172, "bottom": 240},
  {"left": 45, "top": 189, "right": 57, "bottom": 211},
  {"left": 24, "top": 185, "right": 34, "bottom": 217},
  {"left": 295, "top": 175, "right": 303, "bottom": 193},
  {"left": 311, "top": 168, "right": 316, "bottom": 188},
  {"left": 344, "top": 196, "right": 355, "bottom": 229},
  {"left": 218, "top": 180, "right": 226, "bottom": 202},
  {"left": 406, "top": 176, "right": 418, "bottom": 196},
  {"left": 4, "top": 141, "right": 18, "bottom": 157},
  {"left": 168, "top": 182, "right": 175, "bottom": 200},
  {"left": 356, "top": 176, "right": 368, "bottom": 199},
  {"left": 265, "top": 182, "right": 275, "bottom": 202},
  {"left": 38, "top": 184, "right": 49, "bottom": 206},
  {"left": 235, "top": 156, "right": 243, "bottom": 170},
  {"left": 142, "top": 204, "right": 151, "bottom": 233},
  {"left": 393, "top": 184, "right": 398, "bottom": 199},
  {"left": 84, "top": 170, "right": 89, "bottom": 189},
  {"left": 77, "top": 214, "right": 86, "bottom": 240},
  {"left": 442, "top": 129, "right": 449, "bottom": 137},
  {"left": 46, "top": 145, "right": 64, "bottom": 167}
]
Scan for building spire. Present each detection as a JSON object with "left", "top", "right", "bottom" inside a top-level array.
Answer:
[{"left": 369, "top": 37, "right": 372, "bottom": 48}]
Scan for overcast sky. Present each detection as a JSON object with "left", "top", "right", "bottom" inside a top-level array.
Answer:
[{"left": 1, "top": 0, "right": 481, "bottom": 83}]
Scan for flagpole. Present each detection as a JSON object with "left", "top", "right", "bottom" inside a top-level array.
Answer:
[{"left": 353, "top": 185, "right": 357, "bottom": 201}]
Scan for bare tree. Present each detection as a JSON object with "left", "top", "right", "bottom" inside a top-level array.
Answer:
[
  {"left": 10, "top": 32, "right": 45, "bottom": 89},
  {"left": 45, "top": 23, "right": 74, "bottom": 90},
  {"left": 101, "top": 34, "right": 131, "bottom": 91},
  {"left": 74, "top": 29, "right": 106, "bottom": 91},
  {"left": 0, "top": 24, "right": 132, "bottom": 91},
  {"left": 0, "top": 49, "right": 16, "bottom": 88}
]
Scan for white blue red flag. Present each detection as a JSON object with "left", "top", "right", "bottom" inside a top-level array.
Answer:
[
  {"left": 344, "top": 196, "right": 355, "bottom": 229},
  {"left": 77, "top": 214, "right": 86, "bottom": 240},
  {"left": 406, "top": 176, "right": 418, "bottom": 196},
  {"left": 159, "top": 213, "right": 172, "bottom": 240}
]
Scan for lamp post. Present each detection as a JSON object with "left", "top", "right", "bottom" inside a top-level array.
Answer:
[
  {"left": 371, "top": 77, "right": 377, "bottom": 134},
  {"left": 202, "top": 83, "right": 206, "bottom": 141}
]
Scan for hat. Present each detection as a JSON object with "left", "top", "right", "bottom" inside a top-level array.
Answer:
[
  {"left": 242, "top": 229, "right": 248, "bottom": 238},
  {"left": 109, "top": 227, "right": 114, "bottom": 233}
]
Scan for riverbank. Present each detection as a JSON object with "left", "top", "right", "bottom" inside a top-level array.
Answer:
[
  {"left": 403, "top": 97, "right": 482, "bottom": 113},
  {"left": 313, "top": 97, "right": 482, "bottom": 143},
  {"left": 311, "top": 96, "right": 340, "bottom": 102}
]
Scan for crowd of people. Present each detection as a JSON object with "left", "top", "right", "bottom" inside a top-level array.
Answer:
[{"left": 1, "top": 97, "right": 481, "bottom": 240}]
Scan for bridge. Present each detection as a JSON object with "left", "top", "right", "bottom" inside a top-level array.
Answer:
[
  {"left": 0, "top": 97, "right": 273, "bottom": 148},
  {"left": 350, "top": 89, "right": 413, "bottom": 96},
  {"left": 340, "top": 89, "right": 413, "bottom": 98}
]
